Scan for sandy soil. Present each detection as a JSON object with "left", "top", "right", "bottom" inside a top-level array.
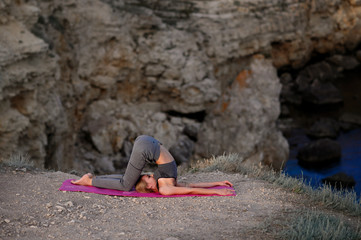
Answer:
[{"left": 0, "top": 165, "right": 311, "bottom": 240}]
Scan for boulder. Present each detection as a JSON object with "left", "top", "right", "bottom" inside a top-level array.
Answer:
[
  {"left": 290, "top": 59, "right": 347, "bottom": 109},
  {"left": 306, "top": 118, "right": 340, "bottom": 139},
  {"left": 94, "top": 156, "right": 116, "bottom": 174},
  {"left": 326, "top": 55, "right": 360, "bottom": 71},
  {"left": 279, "top": 73, "right": 293, "bottom": 85},
  {"left": 295, "top": 73, "right": 313, "bottom": 93},
  {"left": 293, "top": 61, "right": 337, "bottom": 97},
  {"left": 339, "top": 113, "right": 361, "bottom": 130},
  {"left": 113, "top": 140, "right": 134, "bottom": 171},
  {"left": 356, "top": 50, "right": 361, "bottom": 62},
  {"left": 183, "top": 124, "right": 198, "bottom": 141},
  {"left": 280, "top": 104, "right": 291, "bottom": 118},
  {"left": 322, "top": 172, "right": 356, "bottom": 189},
  {"left": 281, "top": 83, "right": 302, "bottom": 105},
  {"left": 169, "top": 135, "right": 195, "bottom": 166},
  {"left": 301, "top": 80, "right": 343, "bottom": 107},
  {"left": 304, "top": 61, "right": 337, "bottom": 82},
  {"left": 297, "top": 138, "right": 341, "bottom": 168}
]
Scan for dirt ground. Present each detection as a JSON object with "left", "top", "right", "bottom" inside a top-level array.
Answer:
[{"left": 0, "top": 165, "right": 313, "bottom": 240}]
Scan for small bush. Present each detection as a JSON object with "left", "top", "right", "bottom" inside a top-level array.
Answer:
[
  {"left": 281, "top": 210, "right": 361, "bottom": 240},
  {"left": 307, "top": 184, "right": 361, "bottom": 215},
  {"left": 191, "top": 153, "right": 247, "bottom": 173},
  {"left": 1, "top": 153, "right": 34, "bottom": 168}
]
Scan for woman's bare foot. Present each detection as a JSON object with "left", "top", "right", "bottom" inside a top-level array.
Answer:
[{"left": 71, "top": 173, "right": 93, "bottom": 186}]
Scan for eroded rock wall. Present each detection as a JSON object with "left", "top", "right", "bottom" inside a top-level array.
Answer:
[
  {"left": 1, "top": 0, "right": 361, "bottom": 172},
  {"left": 0, "top": 1, "right": 72, "bottom": 169}
]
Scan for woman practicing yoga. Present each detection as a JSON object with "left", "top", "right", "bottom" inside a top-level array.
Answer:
[{"left": 72, "top": 135, "right": 234, "bottom": 196}]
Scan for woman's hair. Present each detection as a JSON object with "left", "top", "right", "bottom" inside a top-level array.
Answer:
[{"left": 135, "top": 174, "right": 155, "bottom": 193}]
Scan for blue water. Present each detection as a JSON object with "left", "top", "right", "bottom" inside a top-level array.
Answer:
[{"left": 284, "top": 128, "right": 361, "bottom": 197}]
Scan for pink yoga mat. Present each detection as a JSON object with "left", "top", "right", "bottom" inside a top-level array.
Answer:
[{"left": 59, "top": 179, "right": 236, "bottom": 198}]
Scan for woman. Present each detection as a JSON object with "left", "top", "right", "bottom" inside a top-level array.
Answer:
[{"left": 72, "top": 135, "right": 234, "bottom": 196}]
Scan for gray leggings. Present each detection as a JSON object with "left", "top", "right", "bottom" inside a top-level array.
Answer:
[{"left": 92, "top": 135, "right": 161, "bottom": 191}]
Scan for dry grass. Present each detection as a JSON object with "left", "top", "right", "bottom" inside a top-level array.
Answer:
[
  {"left": 191, "top": 153, "right": 361, "bottom": 216},
  {"left": 191, "top": 153, "right": 248, "bottom": 173},
  {"left": 1, "top": 153, "right": 34, "bottom": 169},
  {"left": 191, "top": 153, "right": 361, "bottom": 239},
  {"left": 282, "top": 210, "right": 361, "bottom": 240}
]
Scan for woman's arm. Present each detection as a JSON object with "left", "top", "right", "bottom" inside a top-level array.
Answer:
[
  {"left": 176, "top": 181, "right": 233, "bottom": 188},
  {"left": 159, "top": 185, "right": 235, "bottom": 196}
]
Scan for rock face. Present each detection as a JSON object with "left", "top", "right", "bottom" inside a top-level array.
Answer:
[{"left": 1, "top": 0, "right": 361, "bottom": 172}]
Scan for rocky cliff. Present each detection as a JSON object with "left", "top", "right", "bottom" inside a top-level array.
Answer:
[{"left": 1, "top": 0, "right": 361, "bottom": 173}]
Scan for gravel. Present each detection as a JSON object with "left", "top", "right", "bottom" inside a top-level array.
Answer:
[{"left": 0, "top": 166, "right": 307, "bottom": 240}]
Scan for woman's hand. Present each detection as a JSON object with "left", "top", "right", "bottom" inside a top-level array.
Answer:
[
  {"left": 215, "top": 188, "right": 235, "bottom": 196},
  {"left": 216, "top": 181, "right": 233, "bottom": 187}
]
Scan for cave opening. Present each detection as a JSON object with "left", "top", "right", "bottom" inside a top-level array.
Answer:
[{"left": 165, "top": 110, "right": 206, "bottom": 122}]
